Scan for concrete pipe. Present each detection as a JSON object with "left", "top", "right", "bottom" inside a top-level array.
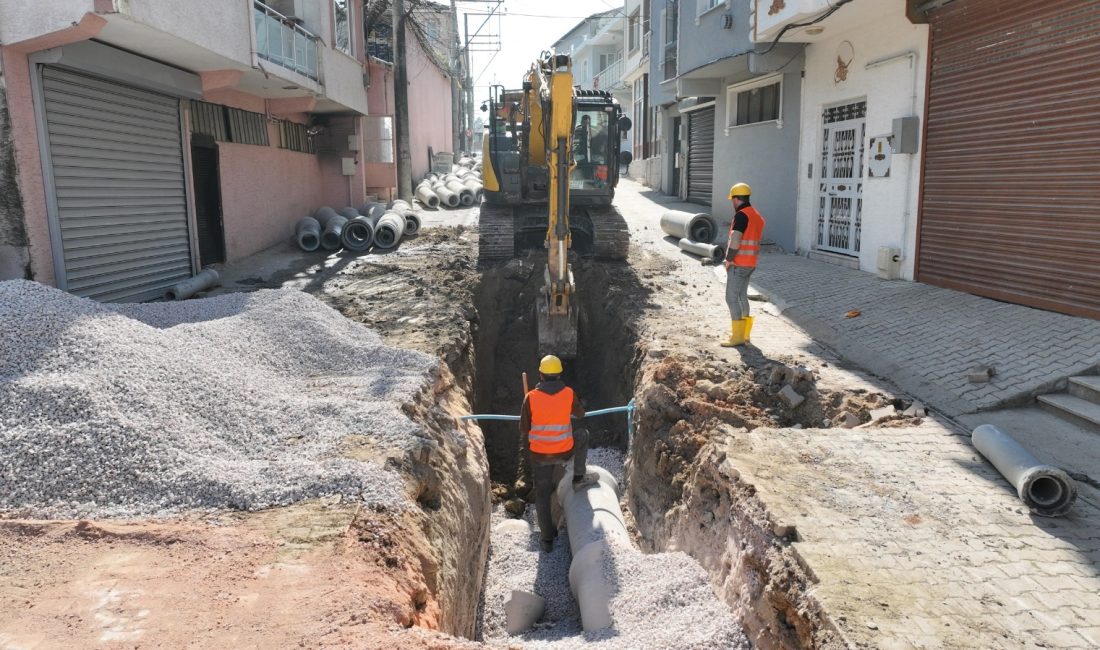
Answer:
[
  {"left": 462, "top": 178, "right": 484, "bottom": 201},
  {"left": 660, "top": 210, "right": 718, "bottom": 244},
  {"left": 972, "top": 424, "right": 1077, "bottom": 516},
  {"left": 403, "top": 212, "right": 421, "bottom": 237},
  {"left": 505, "top": 590, "right": 545, "bottom": 635},
  {"left": 358, "top": 202, "right": 387, "bottom": 219},
  {"left": 390, "top": 199, "right": 413, "bottom": 213},
  {"left": 165, "top": 268, "right": 220, "bottom": 301},
  {"left": 678, "top": 237, "right": 723, "bottom": 262},
  {"left": 314, "top": 207, "right": 348, "bottom": 251},
  {"left": 554, "top": 465, "right": 629, "bottom": 632},
  {"left": 415, "top": 182, "right": 441, "bottom": 209},
  {"left": 341, "top": 216, "right": 375, "bottom": 252},
  {"left": 373, "top": 211, "right": 406, "bottom": 249},
  {"left": 432, "top": 182, "right": 461, "bottom": 208},
  {"left": 458, "top": 156, "right": 475, "bottom": 168},
  {"left": 445, "top": 179, "right": 475, "bottom": 206},
  {"left": 295, "top": 216, "right": 321, "bottom": 252}
]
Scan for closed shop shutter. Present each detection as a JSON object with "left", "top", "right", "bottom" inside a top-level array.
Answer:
[
  {"left": 41, "top": 66, "right": 192, "bottom": 302},
  {"left": 919, "top": 0, "right": 1100, "bottom": 319},
  {"left": 687, "top": 106, "right": 715, "bottom": 205}
]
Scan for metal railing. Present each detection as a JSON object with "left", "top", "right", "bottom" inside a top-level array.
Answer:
[
  {"left": 593, "top": 57, "right": 626, "bottom": 91},
  {"left": 642, "top": 31, "right": 650, "bottom": 57},
  {"left": 253, "top": 0, "right": 320, "bottom": 81}
]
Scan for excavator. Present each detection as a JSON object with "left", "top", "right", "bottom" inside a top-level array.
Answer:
[{"left": 479, "top": 52, "right": 632, "bottom": 358}]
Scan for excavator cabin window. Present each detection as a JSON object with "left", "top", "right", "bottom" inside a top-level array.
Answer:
[{"left": 571, "top": 109, "right": 611, "bottom": 190}]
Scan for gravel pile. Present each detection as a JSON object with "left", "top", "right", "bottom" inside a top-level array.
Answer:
[
  {"left": 0, "top": 280, "right": 436, "bottom": 518},
  {"left": 479, "top": 449, "right": 746, "bottom": 649}
]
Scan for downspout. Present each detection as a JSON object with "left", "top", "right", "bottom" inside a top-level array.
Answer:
[{"left": 864, "top": 50, "right": 918, "bottom": 276}]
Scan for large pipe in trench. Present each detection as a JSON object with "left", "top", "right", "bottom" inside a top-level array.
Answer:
[
  {"left": 972, "top": 424, "right": 1077, "bottom": 516},
  {"left": 678, "top": 237, "right": 723, "bottom": 262},
  {"left": 660, "top": 210, "right": 718, "bottom": 244},
  {"left": 554, "top": 465, "right": 629, "bottom": 632},
  {"left": 295, "top": 216, "right": 321, "bottom": 252},
  {"left": 165, "top": 268, "right": 220, "bottom": 301}
]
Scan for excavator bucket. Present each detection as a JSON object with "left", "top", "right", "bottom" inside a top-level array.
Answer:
[{"left": 536, "top": 293, "right": 579, "bottom": 359}]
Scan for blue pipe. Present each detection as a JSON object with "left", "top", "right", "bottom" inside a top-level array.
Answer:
[{"left": 460, "top": 399, "right": 636, "bottom": 429}]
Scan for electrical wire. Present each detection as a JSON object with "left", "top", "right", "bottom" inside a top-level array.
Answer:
[{"left": 755, "top": 0, "right": 853, "bottom": 56}]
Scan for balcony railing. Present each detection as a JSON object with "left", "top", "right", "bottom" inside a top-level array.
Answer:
[
  {"left": 642, "top": 31, "right": 650, "bottom": 57},
  {"left": 253, "top": 0, "right": 320, "bottom": 81},
  {"left": 593, "top": 57, "right": 625, "bottom": 91}
]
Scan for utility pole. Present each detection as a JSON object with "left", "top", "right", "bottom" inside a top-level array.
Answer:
[
  {"left": 393, "top": 0, "right": 413, "bottom": 201},
  {"left": 449, "top": 0, "right": 463, "bottom": 158}
]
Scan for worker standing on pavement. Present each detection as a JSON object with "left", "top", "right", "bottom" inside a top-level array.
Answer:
[
  {"left": 519, "top": 355, "right": 597, "bottom": 552},
  {"left": 722, "top": 182, "right": 766, "bottom": 347}
]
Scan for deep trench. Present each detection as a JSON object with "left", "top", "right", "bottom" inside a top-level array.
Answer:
[{"left": 472, "top": 254, "right": 639, "bottom": 488}]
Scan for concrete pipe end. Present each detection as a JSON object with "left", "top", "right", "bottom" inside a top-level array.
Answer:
[
  {"left": 1018, "top": 466, "right": 1078, "bottom": 517},
  {"left": 298, "top": 233, "right": 320, "bottom": 252}
]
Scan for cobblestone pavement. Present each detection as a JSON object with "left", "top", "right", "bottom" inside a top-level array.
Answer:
[{"left": 614, "top": 179, "right": 1100, "bottom": 648}]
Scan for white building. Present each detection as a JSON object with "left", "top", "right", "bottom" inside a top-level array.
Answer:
[
  {"left": 621, "top": 0, "right": 658, "bottom": 186},
  {"left": 753, "top": 0, "right": 929, "bottom": 279}
]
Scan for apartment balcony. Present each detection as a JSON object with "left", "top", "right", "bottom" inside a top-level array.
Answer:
[
  {"left": 593, "top": 57, "right": 626, "bottom": 91},
  {"left": 253, "top": 0, "right": 321, "bottom": 83}
]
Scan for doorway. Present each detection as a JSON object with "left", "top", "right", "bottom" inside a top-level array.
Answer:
[
  {"left": 816, "top": 101, "right": 866, "bottom": 256},
  {"left": 190, "top": 133, "right": 226, "bottom": 266}
]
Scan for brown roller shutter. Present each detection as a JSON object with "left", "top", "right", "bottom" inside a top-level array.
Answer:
[{"left": 918, "top": 0, "right": 1100, "bottom": 319}]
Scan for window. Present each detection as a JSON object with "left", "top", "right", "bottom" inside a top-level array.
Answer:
[
  {"left": 191, "top": 102, "right": 270, "bottom": 146},
  {"left": 726, "top": 78, "right": 782, "bottom": 130},
  {"left": 698, "top": 0, "right": 721, "bottom": 15},
  {"left": 333, "top": 0, "right": 352, "bottom": 56},
  {"left": 363, "top": 115, "right": 394, "bottom": 164},
  {"left": 663, "top": 1, "right": 678, "bottom": 81},
  {"left": 278, "top": 120, "right": 315, "bottom": 153},
  {"left": 628, "top": 9, "right": 640, "bottom": 53}
]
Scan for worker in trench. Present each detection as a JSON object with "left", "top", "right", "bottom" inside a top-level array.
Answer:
[
  {"left": 721, "top": 182, "right": 767, "bottom": 348},
  {"left": 518, "top": 355, "right": 598, "bottom": 552}
]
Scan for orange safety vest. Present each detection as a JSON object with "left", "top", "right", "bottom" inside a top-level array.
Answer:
[
  {"left": 526, "top": 387, "right": 575, "bottom": 455},
  {"left": 731, "top": 206, "right": 766, "bottom": 268}
]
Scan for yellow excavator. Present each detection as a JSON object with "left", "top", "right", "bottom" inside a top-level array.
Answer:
[{"left": 479, "top": 53, "right": 632, "bottom": 358}]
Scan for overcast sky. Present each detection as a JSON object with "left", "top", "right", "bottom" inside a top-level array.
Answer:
[{"left": 458, "top": 0, "right": 626, "bottom": 108}]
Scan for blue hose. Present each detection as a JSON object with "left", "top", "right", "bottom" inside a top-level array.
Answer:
[{"left": 461, "top": 399, "right": 636, "bottom": 437}]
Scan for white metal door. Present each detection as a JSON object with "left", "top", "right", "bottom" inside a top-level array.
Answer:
[{"left": 816, "top": 102, "right": 866, "bottom": 256}]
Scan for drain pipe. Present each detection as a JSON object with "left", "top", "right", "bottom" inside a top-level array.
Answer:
[
  {"left": 678, "top": 238, "right": 723, "bottom": 262},
  {"left": 295, "top": 216, "right": 321, "bottom": 252},
  {"left": 660, "top": 210, "right": 717, "bottom": 244},
  {"left": 972, "top": 424, "right": 1077, "bottom": 517},
  {"left": 165, "top": 268, "right": 220, "bottom": 301}
]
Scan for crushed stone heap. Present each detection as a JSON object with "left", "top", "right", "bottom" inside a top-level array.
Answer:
[{"left": 0, "top": 280, "right": 436, "bottom": 518}]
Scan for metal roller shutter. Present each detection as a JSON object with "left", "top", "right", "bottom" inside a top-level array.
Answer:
[
  {"left": 687, "top": 107, "right": 715, "bottom": 205},
  {"left": 918, "top": 0, "right": 1100, "bottom": 319},
  {"left": 41, "top": 66, "right": 192, "bottom": 302}
]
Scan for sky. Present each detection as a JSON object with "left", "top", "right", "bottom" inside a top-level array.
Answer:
[{"left": 457, "top": 0, "right": 627, "bottom": 109}]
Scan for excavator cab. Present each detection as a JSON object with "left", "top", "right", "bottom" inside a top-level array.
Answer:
[{"left": 479, "top": 55, "right": 632, "bottom": 357}]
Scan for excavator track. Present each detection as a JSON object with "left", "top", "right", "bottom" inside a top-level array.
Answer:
[
  {"left": 589, "top": 205, "right": 630, "bottom": 261},
  {"left": 476, "top": 202, "right": 516, "bottom": 264}
]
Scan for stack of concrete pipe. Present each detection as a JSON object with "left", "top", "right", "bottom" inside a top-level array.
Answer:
[
  {"left": 414, "top": 157, "right": 484, "bottom": 210},
  {"left": 296, "top": 201, "right": 421, "bottom": 253},
  {"left": 660, "top": 210, "right": 723, "bottom": 262}
]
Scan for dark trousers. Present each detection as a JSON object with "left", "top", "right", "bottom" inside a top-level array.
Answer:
[{"left": 530, "top": 427, "right": 590, "bottom": 543}]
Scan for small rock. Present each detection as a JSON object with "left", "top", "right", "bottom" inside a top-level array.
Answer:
[
  {"left": 767, "top": 364, "right": 786, "bottom": 385},
  {"left": 791, "top": 423, "right": 803, "bottom": 429},
  {"left": 778, "top": 384, "right": 805, "bottom": 409},
  {"left": 772, "top": 522, "right": 795, "bottom": 538},
  {"left": 513, "top": 478, "right": 532, "bottom": 498},
  {"left": 504, "top": 499, "right": 526, "bottom": 516},
  {"left": 822, "top": 419, "right": 832, "bottom": 428},
  {"left": 902, "top": 400, "right": 927, "bottom": 417},
  {"left": 967, "top": 365, "right": 995, "bottom": 383},
  {"left": 869, "top": 406, "right": 897, "bottom": 422},
  {"left": 836, "top": 411, "right": 861, "bottom": 429}
]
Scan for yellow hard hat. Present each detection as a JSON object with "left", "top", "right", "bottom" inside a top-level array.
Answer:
[
  {"left": 728, "top": 182, "right": 752, "bottom": 199},
  {"left": 539, "top": 355, "right": 563, "bottom": 375}
]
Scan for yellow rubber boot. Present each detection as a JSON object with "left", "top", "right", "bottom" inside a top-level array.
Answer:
[
  {"left": 743, "top": 315, "right": 755, "bottom": 342},
  {"left": 720, "top": 319, "right": 747, "bottom": 347}
]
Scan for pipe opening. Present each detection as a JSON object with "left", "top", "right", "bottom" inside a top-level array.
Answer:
[{"left": 1028, "top": 475, "right": 1066, "bottom": 508}]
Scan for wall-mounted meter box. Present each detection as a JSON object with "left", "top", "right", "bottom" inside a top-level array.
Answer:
[{"left": 892, "top": 116, "right": 920, "bottom": 154}]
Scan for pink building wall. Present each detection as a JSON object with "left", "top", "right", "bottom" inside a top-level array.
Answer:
[{"left": 405, "top": 29, "right": 453, "bottom": 181}]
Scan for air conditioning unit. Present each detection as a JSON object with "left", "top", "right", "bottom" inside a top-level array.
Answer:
[{"left": 876, "top": 246, "right": 902, "bottom": 280}]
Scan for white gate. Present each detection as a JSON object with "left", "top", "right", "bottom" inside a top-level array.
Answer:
[{"left": 816, "top": 102, "right": 866, "bottom": 256}]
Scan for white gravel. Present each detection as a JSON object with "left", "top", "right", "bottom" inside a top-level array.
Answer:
[
  {"left": 0, "top": 280, "right": 436, "bottom": 518},
  {"left": 479, "top": 449, "right": 747, "bottom": 649}
]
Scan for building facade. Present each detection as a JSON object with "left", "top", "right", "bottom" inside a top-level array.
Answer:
[
  {"left": 755, "top": 0, "right": 928, "bottom": 278},
  {"left": 551, "top": 9, "right": 632, "bottom": 139},
  {"left": 0, "top": 0, "right": 376, "bottom": 301},
  {"left": 622, "top": 0, "right": 659, "bottom": 188},
  {"left": 647, "top": 0, "right": 803, "bottom": 251}
]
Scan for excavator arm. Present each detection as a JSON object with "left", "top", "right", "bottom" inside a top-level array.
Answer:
[{"left": 535, "top": 54, "right": 579, "bottom": 357}]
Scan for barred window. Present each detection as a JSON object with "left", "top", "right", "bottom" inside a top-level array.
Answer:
[
  {"left": 278, "top": 120, "right": 316, "bottom": 154},
  {"left": 191, "top": 102, "right": 270, "bottom": 146},
  {"left": 190, "top": 101, "right": 228, "bottom": 142}
]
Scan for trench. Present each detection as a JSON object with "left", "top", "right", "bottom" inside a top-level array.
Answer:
[{"left": 426, "top": 249, "right": 886, "bottom": 647}]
